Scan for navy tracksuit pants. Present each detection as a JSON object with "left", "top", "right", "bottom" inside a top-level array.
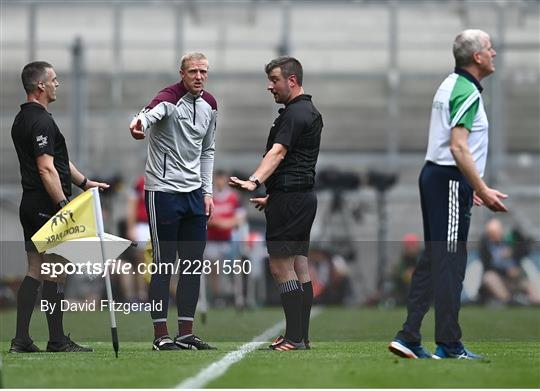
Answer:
[
  {"left": 145, "top": 188, "right": 207, "bottom": 323},
  {"left": 396, "top": 162, "right": 473, "bottom": 347}
]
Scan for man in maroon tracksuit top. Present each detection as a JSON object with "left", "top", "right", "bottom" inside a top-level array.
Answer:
[{"left": 129, "top": 52, "right": 217, "bottom": 351}]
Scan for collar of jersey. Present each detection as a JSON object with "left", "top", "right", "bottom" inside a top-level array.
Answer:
[
  {"left": 177, "top": 82, "right": 202, "bottom": 102},
  {"left": 454, "top": 67, "right": 483, "bottom": 93},
  {"left": 22, "top": 101, "right": 46, "bottom": 110},
  {"left": 285, "top": 94, "right": 312, "bottom": 107}
]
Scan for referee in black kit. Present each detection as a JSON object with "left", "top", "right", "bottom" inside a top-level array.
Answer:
[
  {"left": 10, "top": 61, "right": 108, "bottom": 353},
  {"left": 229, "top": 56, "right": 322, "bottom": 351}
]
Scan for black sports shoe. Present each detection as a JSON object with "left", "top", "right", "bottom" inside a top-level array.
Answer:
[
  {"left": 152, "top": 335, "right": 180, "bottom": 351},
  {"left": 9, "top": 338, "right": 42, "bottom": 353},
  {"left": 46, "top": 334, "right": 93, "bottom": 352},
  {"left": 174, "top": 334, "right": 217, "bottom": 350}
]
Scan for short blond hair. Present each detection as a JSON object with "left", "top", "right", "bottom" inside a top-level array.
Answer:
[{"left": 180, "top": 52, "right": 208, "bottom": 70}]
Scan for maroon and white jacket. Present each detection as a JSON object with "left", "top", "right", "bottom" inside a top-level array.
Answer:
[{"left": 136, "top": 82, "right": 217, "bottom": 195}]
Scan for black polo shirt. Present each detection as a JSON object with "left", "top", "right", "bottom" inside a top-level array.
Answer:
[
  {"left": 11, "top": 102, "right": 72, "bottom": 197},
  {"left": 264, "top": 94, "right": 323, "bottom": 193}
]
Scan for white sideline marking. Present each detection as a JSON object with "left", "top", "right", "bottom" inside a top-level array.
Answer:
[{"left": 176, "top": 307, "right": 322, "bottom": 389}]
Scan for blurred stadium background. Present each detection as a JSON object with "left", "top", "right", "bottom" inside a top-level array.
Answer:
[{"left": 1, "top": 0, "right": 539, "bottom": 308}]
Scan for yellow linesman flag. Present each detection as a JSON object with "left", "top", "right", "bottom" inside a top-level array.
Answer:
[
  {"left": 31, "top": 189, "right": 97, "bottom": 253},
  {"left": 143, "top": 240, "right": 153, "bottom": 284}
]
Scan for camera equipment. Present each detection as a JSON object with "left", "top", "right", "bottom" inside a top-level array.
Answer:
[{"left": 315, "top": 168, "right": 398, "bottom": 292}]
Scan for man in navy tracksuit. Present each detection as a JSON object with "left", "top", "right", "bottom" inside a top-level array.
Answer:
[
  {"left": 130, "top": 52, "right": 217, "bottom": 351},
  {"left": 388, "top": 29, "right": 508, "bottom": 360}
]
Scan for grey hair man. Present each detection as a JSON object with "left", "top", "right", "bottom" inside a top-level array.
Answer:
[{"left": 388, "top": 29, "right": 507, "bottom": 360}]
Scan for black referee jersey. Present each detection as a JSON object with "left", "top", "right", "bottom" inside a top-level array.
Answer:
[
  {"left": 264, "top": 94, "right": 323, "bottom": 193},
  {"left": 11, "top": 102, "right": 72, "bottom": 197}
]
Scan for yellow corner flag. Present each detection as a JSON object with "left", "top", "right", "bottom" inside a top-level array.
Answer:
[{"left": 31, "top": 189, "right": 97, "bottom": 253}]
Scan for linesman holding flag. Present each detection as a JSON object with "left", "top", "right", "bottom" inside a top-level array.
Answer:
[{"left": 10, "top": 61, "right": 109, "bottom": 353}]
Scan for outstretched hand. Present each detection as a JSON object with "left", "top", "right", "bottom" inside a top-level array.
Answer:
[
  {"left": 129, "top": 117, "right": 145, "bottom": 140},
  {"left": 228, "top": 176, "right": 257, "bottom": 192}
]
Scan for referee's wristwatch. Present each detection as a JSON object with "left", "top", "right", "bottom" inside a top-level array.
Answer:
[{"left": 248, "top": 175, "right": 261, "bottom": 189}]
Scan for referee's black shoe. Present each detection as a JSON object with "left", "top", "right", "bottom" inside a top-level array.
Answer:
[
  {"left": 46, "top": 334, "right": 93, "bottom": 352},
  {"left": 269, "top": 335, "right": 285, "bottom": 349},
  {"left": 174, "top": 334, "right": 217, "bottom": 350},
  {"left": 270, "top": 337, "right": 306, "bottom": 351},
  {"left": 9, "top": 338, "right": 42, "bottom": 353}
]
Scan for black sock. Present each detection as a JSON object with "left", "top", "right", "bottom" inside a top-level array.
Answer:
[
  {"left": 15, "top": 276, "right": 40, "bottom": 341},
  {"left": 278, "top": 280, "right": 303, "bottom": 343},
  {"left": 302, "top": 281, "right": 313, "bottom": 342},
  {"left": 42, "top": 281, "right": 65, "bottom": 342},
  {"left": 177, "top": 272, "right": 200, "bottom": 323},
  {"left": 148, "top": 271, "right": 171, "bottom": 322}
]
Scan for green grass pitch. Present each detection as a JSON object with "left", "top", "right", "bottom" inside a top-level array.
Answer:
[{"left": 1, "top": 306, "right": 539, "bottom": 388}]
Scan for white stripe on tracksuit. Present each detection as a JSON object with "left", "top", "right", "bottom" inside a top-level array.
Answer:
[
  {"left": 147, "top": 191, "right": 161, "bottom": 262},
  {"left": 446, "top": 180, "right": 459, "bottom": 253}
]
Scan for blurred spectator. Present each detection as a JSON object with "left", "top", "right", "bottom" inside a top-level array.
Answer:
[
  {"left": 123, "top": 174, "right": 149, "bottom": 302},
  {"left": 205, "top": 170, "right": 246, "bottom": 306},
  {"left": 480, "top": 218, "right": 540, "bottom": 305},
  {"left": 307, "top": 247, "right": 352, "bottom": 304},
  {"left": 207, "top": 170, "right": 246, "bottom": 242},
  {"left": 0, "top": 279, "right": 17, "bottom": 307},
  {"left": 392, "top": 233, "right": 423, "bottom": 305},
  {"left": 507, "top": 226, "right": 532, "bottom": 263},
  {"left": 244, "top": 231, "right": 269, "bottom": 307}
]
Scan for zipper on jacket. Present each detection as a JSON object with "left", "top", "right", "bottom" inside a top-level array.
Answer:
[
  {"left": 193, "top": 99, "right": 197, "bottom": 126},
  {"left": 162, "top": 153, "right": 168, "bottom": 178}
]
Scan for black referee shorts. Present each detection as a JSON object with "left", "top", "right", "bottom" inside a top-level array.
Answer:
[
  {"left": 264, "top": 191, "right": 317, "bottom": 257},
  {"left": 19, "top": 191, "right": 57, "bottom": 252}
]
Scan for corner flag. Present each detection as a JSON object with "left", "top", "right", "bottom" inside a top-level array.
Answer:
[
  {"left": 31, "top": 187, "right": 121, "bottom": 358},
  {"left": 31, "top": 189, "right": 97, "bottom": 253}
]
